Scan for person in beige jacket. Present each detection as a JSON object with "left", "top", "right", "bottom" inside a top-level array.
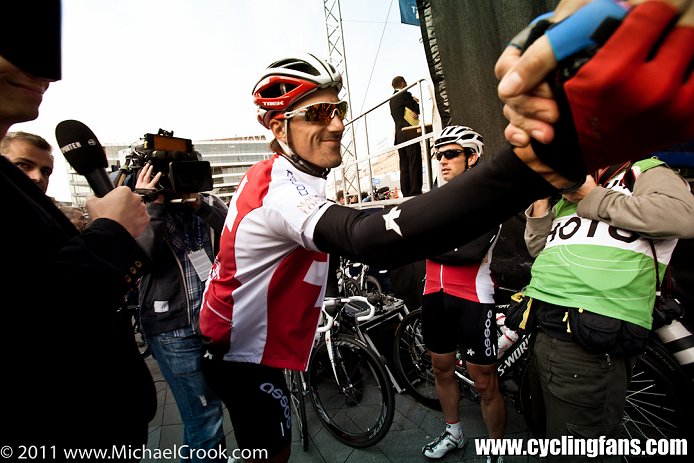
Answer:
[{"left": 522, "top": 158, "right": 694, "bottom": 460}]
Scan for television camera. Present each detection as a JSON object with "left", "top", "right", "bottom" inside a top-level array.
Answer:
[{"left": 114, "top": 129, "right": 213, "bottom": 199}]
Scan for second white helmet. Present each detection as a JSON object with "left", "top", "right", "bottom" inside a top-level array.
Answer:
[{"left": 434, "top": 126, "right": 484, "bottom": 156}]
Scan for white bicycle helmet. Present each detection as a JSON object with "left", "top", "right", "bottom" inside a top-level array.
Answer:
[
  {"left": 252, "top": 52, "right": 343, "bottom": 129},
  {"left": 434, "top": 126, "right": 484, "bottom": 156}
]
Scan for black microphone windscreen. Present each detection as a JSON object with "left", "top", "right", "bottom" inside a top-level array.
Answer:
[{"left": 55, "top": 119, "right": 108, "bottom": 175}]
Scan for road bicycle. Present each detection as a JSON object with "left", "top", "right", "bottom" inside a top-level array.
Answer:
[
  {"left": 335, "top": 258, "right": 362, "bottom": 297},
  {"left": 309, "top": 294, "right": 396, "bottom": 448},
  {"left": 392, "top": 295, "right": 694, "bottom": 457},
  {"left": 340, "top": 257, "right": 390, "bottom": 298},
  {"left": 286, "top": 293, "right": 409, "bottom": 449}
]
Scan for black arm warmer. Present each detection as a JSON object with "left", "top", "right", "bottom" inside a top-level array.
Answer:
[
  {"left": 313, "top": 144, "right": 557, "bottom": 269},
  {"left": 429, "top": 227, "right": 498, "bottom": 265}
]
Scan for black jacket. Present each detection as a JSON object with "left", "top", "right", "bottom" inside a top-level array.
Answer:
[
  {"left": 390, "top": 88, "right": 420, "bottom": 143},
  {"left": 0, "top": 156, "right": 156, "bottom": 450},
  {"left": 138, "top": 194, "right": 227, "bottom": 336}
]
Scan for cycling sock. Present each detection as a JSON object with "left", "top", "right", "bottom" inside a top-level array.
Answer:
[{"left": 446, "top": 421, "right": 463, "bottom": 439}]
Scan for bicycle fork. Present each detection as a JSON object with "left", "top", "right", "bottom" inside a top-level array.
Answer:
[
  {"left": 325, "top": 330, "right": 341, "bottom": 385},
  {"left": 325, "top": 330, "right": 360, "bottom": 400}
]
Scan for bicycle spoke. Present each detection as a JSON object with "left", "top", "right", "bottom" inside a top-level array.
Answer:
[
  {"left": 619, "top": 347, "right": 690, "bottom": 452},
  {"left": 308, "top": 336, "right": 394, "bottom": 448},
  {"left": 392, "top": 309, "right": 441, "bottom": 409}
]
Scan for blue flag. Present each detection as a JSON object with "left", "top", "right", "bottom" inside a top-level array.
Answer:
[{"left": 399, "top": 0, "right": 419, "bottom": 26}]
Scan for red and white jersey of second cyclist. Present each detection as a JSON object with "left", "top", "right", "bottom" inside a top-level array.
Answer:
[
  {"left": 423, "top": 235, "right": 499, "bottom": 304},
  {"left": 199, "top": 154, "right": 333, "bottom": 371}
]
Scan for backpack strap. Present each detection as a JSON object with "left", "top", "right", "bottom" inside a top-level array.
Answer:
[{"left": 596, "top": 161, "right": 632, "bottom": 188}]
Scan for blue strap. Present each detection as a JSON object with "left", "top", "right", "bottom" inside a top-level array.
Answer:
[{"left": 546, "top": 0, "right": 628, "bottom": 61}]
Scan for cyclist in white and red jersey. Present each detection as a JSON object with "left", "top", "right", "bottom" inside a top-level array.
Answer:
[
  {"left": 420, "top": 126, "right": 506, "bottom": 460},
  {"left": 199, "top": 53, "right": 578, "bottom": 462}
]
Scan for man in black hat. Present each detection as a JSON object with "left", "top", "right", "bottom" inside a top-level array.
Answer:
[{"left": 1, "top": 1, "right": 156, "bottom": 458}]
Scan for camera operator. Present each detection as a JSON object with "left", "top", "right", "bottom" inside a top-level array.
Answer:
[{"left": 134, "top": 162, "right": 229, "bottom": 461}]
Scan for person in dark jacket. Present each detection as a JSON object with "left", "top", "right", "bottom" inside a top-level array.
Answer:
[
  {"left": 135, "top": 163, "right": 228, "bottom": 461},
  {"left": 1, "top": 1, "right": 156, "bottom": 457},
  {"left": 389, "top": 76, "right": 423, "bottom": 196}
]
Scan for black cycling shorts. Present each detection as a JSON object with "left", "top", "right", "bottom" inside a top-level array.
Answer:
[
  {"left": 421, "top": 290, "right": 497, "bottom": 365},
  {"left": 202, "top": 357, "right": 291, "bottom": 457}
]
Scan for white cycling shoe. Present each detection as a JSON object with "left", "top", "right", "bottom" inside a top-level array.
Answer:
[{"left": 422, "top": 430, "right": 466, "bottom": 459}]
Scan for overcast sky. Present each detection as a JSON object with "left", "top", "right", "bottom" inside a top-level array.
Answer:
[{"left": 13, "top": 0, "right": 431, "bottom": 201}]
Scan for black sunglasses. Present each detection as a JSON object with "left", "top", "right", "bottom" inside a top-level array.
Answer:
[{"left": 435, "top": 148, "right": 474, "bottom": 161}]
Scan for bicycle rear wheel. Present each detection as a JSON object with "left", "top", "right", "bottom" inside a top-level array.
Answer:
[
  {"left": 392, "top": 309, "right": 441, "bottom": 410},
  {"left": 308, "top": 334, "right": 394, "bottom": 448},
  {"left": 285, "top": 369, "right": 309, "bottom": 452},
  {"left": 620, "top": 340, "right": 693, "bottom": 448}
]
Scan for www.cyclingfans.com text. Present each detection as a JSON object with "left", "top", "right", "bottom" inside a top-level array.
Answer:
[
  {"left": 0, "top": 444, "right": 267, "bottom": 461},
  {"left": 475, "top": 437, "right": 687, "bottom": 458}
]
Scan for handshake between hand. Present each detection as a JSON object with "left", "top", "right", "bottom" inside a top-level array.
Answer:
[{"left": 496, "top": 0, "right": 694, "bottom": 174}]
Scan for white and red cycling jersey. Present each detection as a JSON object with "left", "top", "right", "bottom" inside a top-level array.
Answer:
[
  {"left": 199, "top": 154, "right": 333, "bottom": 371},
  {"left": 423, "top": 235, "right": 498, "bottom": 304}
]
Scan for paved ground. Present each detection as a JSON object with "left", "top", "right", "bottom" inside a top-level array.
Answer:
[{"left": 143, "top": 356, "right": 537, "bottom": 462}]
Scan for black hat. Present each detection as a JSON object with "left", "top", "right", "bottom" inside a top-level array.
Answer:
[{"left": 1, "top": 0, "right": 62, "bottom": 80}]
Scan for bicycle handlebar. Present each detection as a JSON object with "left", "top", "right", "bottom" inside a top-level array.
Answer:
[
  {"left": 316, "top": 295, "right": 378, "bottom": 334},
  {"left": 354, "top": 295, "right": 377, "bottom": 322}
]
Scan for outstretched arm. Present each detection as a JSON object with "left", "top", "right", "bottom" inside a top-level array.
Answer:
[{"left": 313, "top": 145, "right": 560, "bottom": 268}]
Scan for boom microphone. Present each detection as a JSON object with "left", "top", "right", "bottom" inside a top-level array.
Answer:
[{"left": 55, "top": 119, "right": 114, "bottom": 197}]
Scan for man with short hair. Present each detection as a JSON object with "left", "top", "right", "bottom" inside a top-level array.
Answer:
[
  {"left": 421, "top": 126, "right": 506, "bottom": 462},
  {"left": 135, "top": 162, "right": 229, "bottom": 462},
  {"left": 0, "top": 131, "right": 53, "bottom": 193},
  {"left": 60, "top": 205, "right": 88, "bottom": 231},
  {"left": 390, "top": 75, "right": 423, "bottom": 196}
]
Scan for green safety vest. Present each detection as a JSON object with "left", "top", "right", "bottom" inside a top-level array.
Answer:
[{"left": 524, "top": 159, "right": 678, "bottom": 329}]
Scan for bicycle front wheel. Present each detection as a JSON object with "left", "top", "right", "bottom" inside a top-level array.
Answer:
[
  {"left": 392, "top": 309, "right": 441, "bottom": 410},
  {"left": 308, "top": 335, "right": 394, "bottom": 448},
  {"left": 285, "top": 369, "right": 309, "bottom": 451}
]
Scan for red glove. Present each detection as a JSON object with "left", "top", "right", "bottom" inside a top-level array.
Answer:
[{"left": 564, "top": 1, "right": 694, "bottom": 172}]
